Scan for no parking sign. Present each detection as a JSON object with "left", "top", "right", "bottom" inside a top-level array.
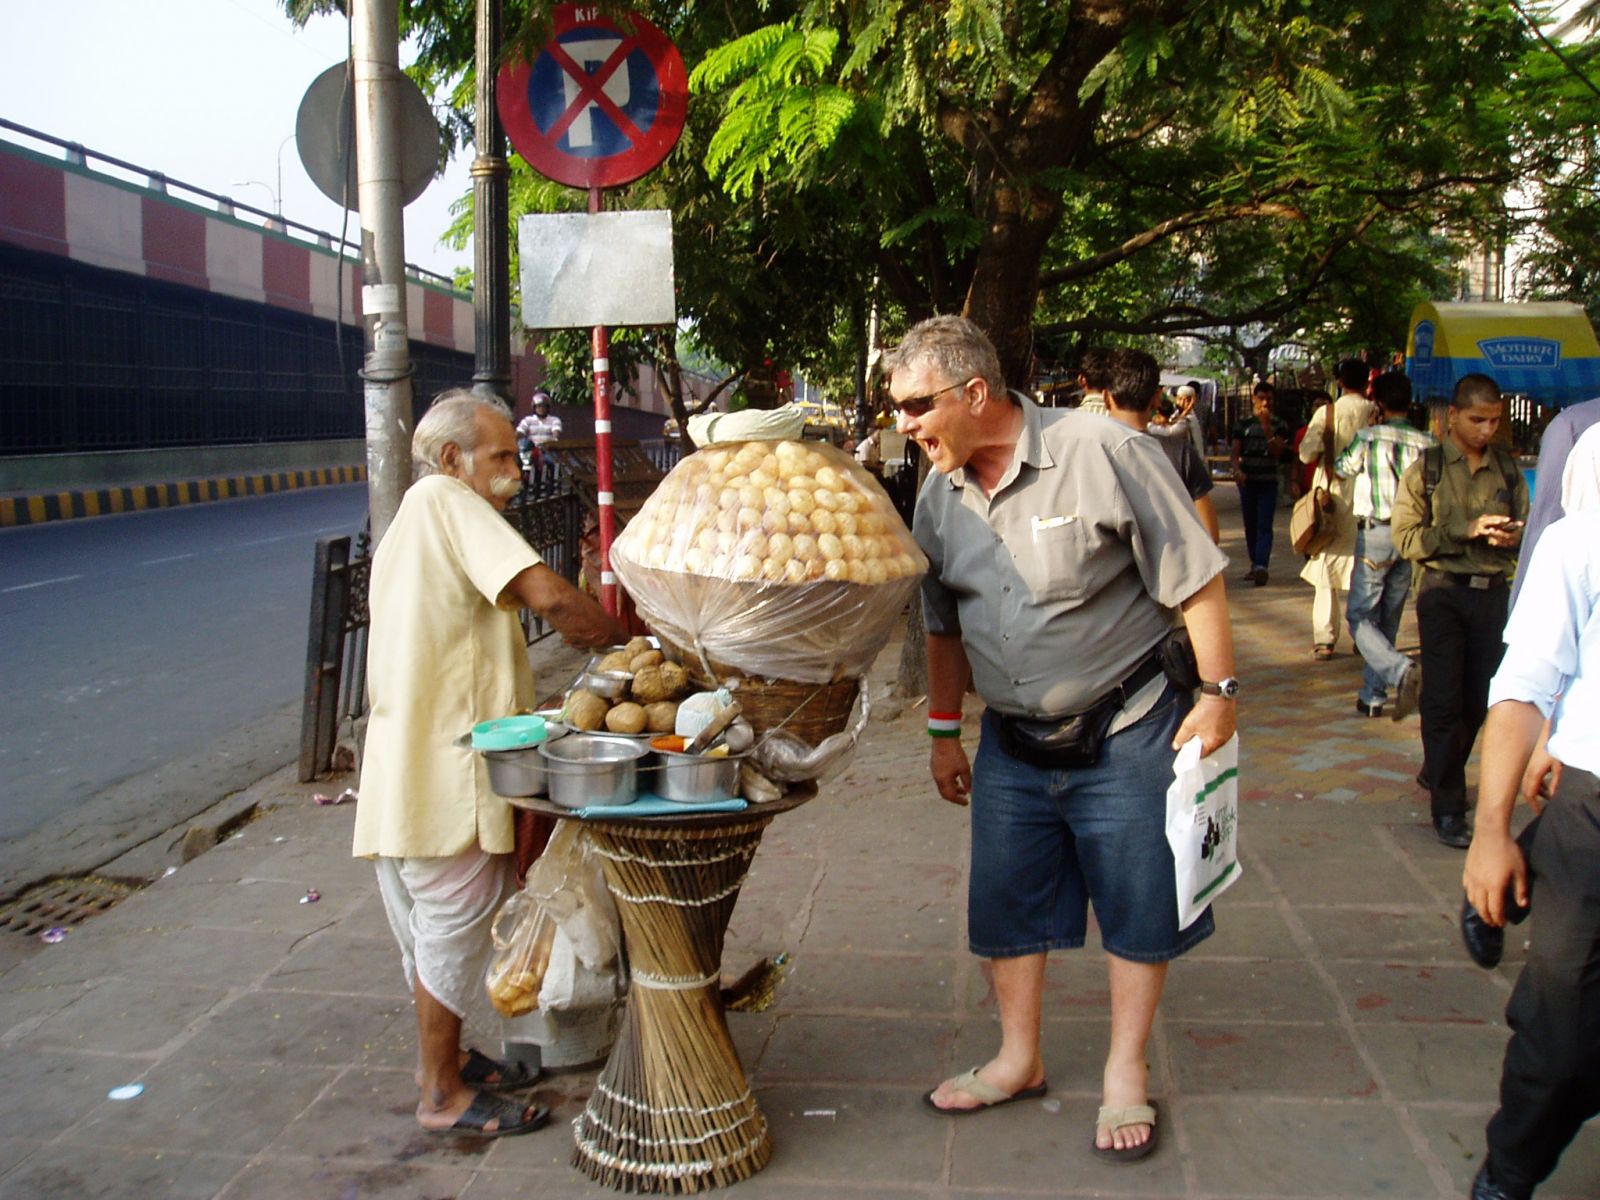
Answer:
[{"left": 497, "top": 5, "right": 688, "bottom": 189}]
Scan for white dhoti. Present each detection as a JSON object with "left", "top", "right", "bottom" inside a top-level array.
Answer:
[{"left": 375, "top": 849, "right": 514, "bottom": 1021}]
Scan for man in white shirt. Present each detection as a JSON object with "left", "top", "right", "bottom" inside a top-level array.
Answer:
[
  {"left": 356, "top": 390, "right": 623, "bottom": 1139},
  {"left": 1298, "top": 359, "right": 1378, "bottom": 660},
  {"left": 515, "top": 392, "right": 563, "bottom": 456},
  {"left": 1460, "top": 425, "right": 1600, "bottom": 1200}
]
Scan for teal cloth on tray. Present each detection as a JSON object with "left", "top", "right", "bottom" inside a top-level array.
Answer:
[{"left": 573, "top": 793, "right": 748, "bottom": 819}]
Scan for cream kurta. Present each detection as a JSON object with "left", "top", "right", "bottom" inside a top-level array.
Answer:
[
  {"left": 1298, "top": 391, "right": 1376, "bottom": 590},
  {"left": 353, "top": 474, "right": 541, "bottom": 859}
]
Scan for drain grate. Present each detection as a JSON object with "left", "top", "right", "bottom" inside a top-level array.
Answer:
[{"left": 0, "top": 875, "right": 137, "bottom": 937}]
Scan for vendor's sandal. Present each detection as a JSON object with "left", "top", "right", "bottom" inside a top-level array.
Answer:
[
  {"left": 1093, "top": 1102, "right": 1159, "bottom": 1162},
  {"left": 426, "top": 1091, "right": 549, "bottom": 1140},
  {"left": 460, "top": 1047, "right": 539, "bottom": 1091},
  {"left": 921, "top": 1067, "right": 1048, "bottom": 1116},
  {"left": 1313, "top": 645, "right": 1334, "bottom": 661}
]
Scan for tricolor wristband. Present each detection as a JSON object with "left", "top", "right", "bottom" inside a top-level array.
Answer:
[{"left": 928, "top": 711, "right": 962, "bottom": 738}]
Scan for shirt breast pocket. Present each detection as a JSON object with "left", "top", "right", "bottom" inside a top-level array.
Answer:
[{"left": 1018, "top": 514, "right": 1090, "bottom": 604}]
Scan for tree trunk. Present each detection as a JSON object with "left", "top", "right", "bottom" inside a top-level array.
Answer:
[{"left": 962, "top": 180, "right": 1063, "bottom": 388}]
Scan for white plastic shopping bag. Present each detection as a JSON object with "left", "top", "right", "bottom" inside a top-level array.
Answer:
[{"left": 1165, "top": 734, "right": 1241, "bottom": 930}]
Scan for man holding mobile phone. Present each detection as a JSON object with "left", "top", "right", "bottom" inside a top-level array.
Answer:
[{"left": 1392, "top": 374, "right": 1530, "bottom": 848}]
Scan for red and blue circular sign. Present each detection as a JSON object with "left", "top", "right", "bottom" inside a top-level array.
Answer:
[{"left": 498, "top": 5, "right": 687, "bottom": 189}]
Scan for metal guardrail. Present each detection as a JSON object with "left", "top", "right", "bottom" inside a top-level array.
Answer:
[{"left": 0, "top": 117, "right": 457, "bottom": 290}]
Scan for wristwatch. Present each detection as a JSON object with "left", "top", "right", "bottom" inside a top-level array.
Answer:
[{"left": 1200, "top": 677, "right": 1240, "bottom": 699}]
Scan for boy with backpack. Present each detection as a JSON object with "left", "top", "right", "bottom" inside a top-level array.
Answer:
[{"left": 1392, "top": 374, "right": 1529, "bottom": 848}]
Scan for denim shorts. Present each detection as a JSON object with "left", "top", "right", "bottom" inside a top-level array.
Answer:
[{"left": 968, "top": 684, "right": 1216, "bottom": 963}]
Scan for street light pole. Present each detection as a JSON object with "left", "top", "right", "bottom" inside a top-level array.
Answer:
[
  {"left": 471, "top": 0, "right": 512, "bottom": 405},
  {"left": 351, "top": 0, "right": 415, "bottom": 545}
]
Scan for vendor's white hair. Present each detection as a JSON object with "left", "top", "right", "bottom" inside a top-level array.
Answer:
[{"left": 412, "top": 389, "right": 512, "bottom": 477}]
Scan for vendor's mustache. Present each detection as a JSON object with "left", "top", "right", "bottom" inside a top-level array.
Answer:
[{"left": 489, "top": 475, "right": 522, "bottom": 499}]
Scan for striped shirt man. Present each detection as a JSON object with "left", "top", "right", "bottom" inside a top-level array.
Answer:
[{"left": 1334, "top": 418, "right": 1437, "bottom": 521}]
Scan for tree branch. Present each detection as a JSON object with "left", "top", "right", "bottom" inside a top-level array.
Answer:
[{"left": 1039, "top": 201, "right": 1307, "bottom": 287}]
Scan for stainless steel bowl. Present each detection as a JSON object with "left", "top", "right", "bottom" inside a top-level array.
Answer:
[
  {"left": 479, "top": 724, "right": 568, "bottom": 797},
  {"left": 652, "top": 749, "right": 743, "bottom": 804},
  {"left": 580, "top": 669, "right": 632, "bottom": 700},
  {"left": 540, "top": 735, "right": 649, "bottom": 809}
]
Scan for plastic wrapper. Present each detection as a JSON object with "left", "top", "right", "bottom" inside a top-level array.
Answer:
[
  {"left": 486, "top": 823, "right": 623, "bottom": 1017},
  {"left": 748, "top": 686, "right": 872, "bottom": 783},
  {"left": 610, "top": 439, "right": 927, "bottom": 684}
]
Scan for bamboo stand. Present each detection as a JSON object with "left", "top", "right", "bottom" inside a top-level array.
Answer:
[{"left": 555, "top": 791, "right": 809, "bottom": 1193}]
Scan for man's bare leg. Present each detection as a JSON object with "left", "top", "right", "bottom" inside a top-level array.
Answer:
[
  {"left": 1098, "top": 955, "right": 1167, "bottom": 1151},
  {"left": 928, "top": 952, "right": 1047, "bottom": 1110},
  {"left": 414, "top": 978, "right": 477, "bottom": 1129},
  {"left": 411, "top": 979, "right": 537, "bottom": 1134}
]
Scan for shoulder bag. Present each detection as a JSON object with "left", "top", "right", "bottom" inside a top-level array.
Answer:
[{"left": 1289, "top": 403, "right": 1339, "bottom": 556}]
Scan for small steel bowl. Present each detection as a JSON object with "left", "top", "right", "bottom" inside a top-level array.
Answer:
[
  {"left": 540, "top": 734, "right": 649, "bottom": 809},
  {"left": 579, "top": 669, "right": 632, "bottom": 700},
  {"left": 651, "top": 749, "right": 744, "bottom": 804},
  {"left": 477, "top": 723, "right": 568, "bottom": 798}
]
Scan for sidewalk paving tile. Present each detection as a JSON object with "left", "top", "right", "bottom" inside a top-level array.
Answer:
[
  {"left": 947, "top": 1093, "right": 1188, "bottom": 1195},
  {"left": 0, "top": 1148, "right": 249, "bottom": 1200},
  {"left": 71, "top": 1056, "right": 339, "bottom": 1157},
  {"left": 1355, "top": 1023, "right": 1512, "bottom": 1102},
  {"left": 21, "top": 977, "right": 229, "bottom": 1055},
  {"left": 755, "top": 1084, "right": 950, "bottom": 1186},
  {"left": 1181, "top": 1096, "right": 1438, "bottom": 1196},
  {"left": 1165, "top": 1020, "right": 1377, "bottom": 1097},
  {"left": 761, "top": 1014, "right": 955, "bottom": 1086},
  {"left": 779, "top": 952, "right": 959, "bottom": 1014},
  {"left": 216, "top": 1159, "right": 478, "bottom": 1200}
]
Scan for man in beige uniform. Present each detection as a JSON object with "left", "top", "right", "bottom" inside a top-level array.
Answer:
[
  {"left": 356, "top": 390, "right": 624, "bottom": 1138},
  {"left": 1298, "top": 359, "right": 1377, "bottom": 659}
]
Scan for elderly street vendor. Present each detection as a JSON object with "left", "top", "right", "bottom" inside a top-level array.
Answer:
[{"left": 354, "top": 389, "right": 625, "bottom": 1139}]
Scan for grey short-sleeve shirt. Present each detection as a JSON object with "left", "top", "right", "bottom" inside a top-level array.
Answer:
[{"left": 915, "top": 396, "right": 1227, "bottom": 718}]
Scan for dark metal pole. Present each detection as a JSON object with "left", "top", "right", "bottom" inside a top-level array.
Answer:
[{"left": 471, "top": 0, "right": 512, "bottom": 403}]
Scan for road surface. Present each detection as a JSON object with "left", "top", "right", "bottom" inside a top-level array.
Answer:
[{"left": 0, "top": 486, "right": 369, "bottom": 841}]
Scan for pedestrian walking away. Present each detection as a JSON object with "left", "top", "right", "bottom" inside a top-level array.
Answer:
[
  {"left": 1104, "top": 348, "right": 1220, "bottom": 541},
  {"left": 1075, "top": 347, "right": 1113, "bottom": 417},
  {"left": 1332, "top": 371, "right": 1436, "bottom": 718},
  {"left": 887, "top": 315, "right": 1237, "bottom": 1163},
  {"left": 1460, "top": 424, "right": 1600, "bottom": 1200},
  {"left": 1230, "top": 381, "right": 1291, "bottom": 586},
  {"left": 1297, "top": 358, "right": 1377, "bottom": 660},
  {"left": 354, "top": 389, "right": 625, "bottom": 1139},
  {"left": 1391, "top": 373, "right": 1529, "bottom": 849}
]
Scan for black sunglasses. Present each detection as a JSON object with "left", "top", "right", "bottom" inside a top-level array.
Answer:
[{"left": 887, "top": 378, "right": 972, "bottom": 419}]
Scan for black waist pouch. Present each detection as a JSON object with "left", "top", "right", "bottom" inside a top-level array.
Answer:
[
  {"left": 994, "top": 692, "right": 1122, "bottom": 770},
  {"left": 991, "top": 646, "right": 1172, "bottom": 770},
  {"left": 1158, "top": 627, "right": 1201, "bottom": 692}
]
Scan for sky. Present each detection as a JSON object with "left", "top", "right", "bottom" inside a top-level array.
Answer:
[{"left": 0, "top": 0, "right": 474, "bottom": 280}]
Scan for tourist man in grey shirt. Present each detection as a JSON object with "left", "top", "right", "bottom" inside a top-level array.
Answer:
[{"left": 892, "top": 316, "right": 1236, "bottom": 1162}]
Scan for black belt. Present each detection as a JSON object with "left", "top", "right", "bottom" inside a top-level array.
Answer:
[
  {"left": 1424, "top": 570, "right": 1507, "bottom": 591},
  {"left": 1356, "top": 516, "right": 1390, "bottom": 529}
]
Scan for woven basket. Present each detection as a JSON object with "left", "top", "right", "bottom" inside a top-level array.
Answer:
[{"left": 665, "top": 644, "right": 861, "bottom": 746}]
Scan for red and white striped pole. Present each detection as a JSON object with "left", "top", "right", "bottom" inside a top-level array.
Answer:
[{"left": 589, "top": 185, "right": 618, "bottom": 617}]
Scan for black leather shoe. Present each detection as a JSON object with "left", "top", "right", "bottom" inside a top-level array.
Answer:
[
  {"left": 1471, "top": 1162, "right": 1528, "bottom": 1200},
  {"left": 1460, "top": 896, "right": 1506, "bottom": 968},
  {"left": 1355, "top": 699, "right": 1385, "bottom": 718},
  {"left": 1434, "top": 815, "right": 1472, "bottom": 848}
]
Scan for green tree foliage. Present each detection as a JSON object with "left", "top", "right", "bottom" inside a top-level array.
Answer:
[{"left": 288, "top": 0, "right": 1592, "bottom": 387}]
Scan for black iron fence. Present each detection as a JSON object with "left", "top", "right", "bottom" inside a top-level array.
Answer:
[{"left": 298, "top": 473, "right": 592, "bottom": 780}]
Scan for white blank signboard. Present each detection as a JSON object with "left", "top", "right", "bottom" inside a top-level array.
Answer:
[{"left": 518, "top": 210, "right": 676, "bottom": 329}]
